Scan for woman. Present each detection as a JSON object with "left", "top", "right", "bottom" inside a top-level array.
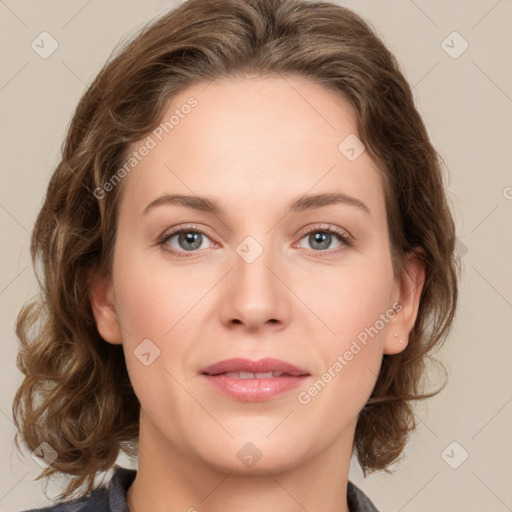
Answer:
[{"left": 13, "top": 0, "right": 460, "bottom": 511}]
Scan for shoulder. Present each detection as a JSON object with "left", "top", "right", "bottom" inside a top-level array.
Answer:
[
  {"left": 347, "top": 480, "right": 380, "bottom": 512},
  {"left": 17, "top": 466, "right": 137, "bottom": 512},
  {"left": 18, "top": 487, "right": 108, "bottom": 512}
]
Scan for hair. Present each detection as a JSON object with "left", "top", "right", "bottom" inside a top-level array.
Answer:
[{"left": 13, "top": 0, "right": 460, "bottom": 502}]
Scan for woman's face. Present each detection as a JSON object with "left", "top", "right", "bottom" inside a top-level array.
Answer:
[{"left": 91, "top": 74, "right": 424, "bottom": 474}]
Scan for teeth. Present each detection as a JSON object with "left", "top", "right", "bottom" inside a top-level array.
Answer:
[{"left": 223, "top": 371, "right": 285, "bottom": 379}]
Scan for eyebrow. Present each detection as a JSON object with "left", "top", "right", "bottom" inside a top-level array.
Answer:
[{"left": 143, "top": 192, "right": 371, "bottom": 217}]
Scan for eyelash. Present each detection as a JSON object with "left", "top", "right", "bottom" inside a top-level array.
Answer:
[{"left": 157, "top": 223, "right": 353, "bottom": 258}]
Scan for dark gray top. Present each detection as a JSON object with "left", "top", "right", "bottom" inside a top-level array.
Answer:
[{"left": 20, "top": 465, "right": 380, "bottom": 512}]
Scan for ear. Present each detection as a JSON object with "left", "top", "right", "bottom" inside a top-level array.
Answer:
[
  {"left": 383, "top": 248, "right": 426, "bottom": 355},
  {"left": 88, "top": 269, "right": 123, "bottom": 345}
]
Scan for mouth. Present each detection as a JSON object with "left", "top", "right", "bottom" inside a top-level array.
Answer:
[
  {"left": 207, "top": 370, "right": 303, "bottom": 379},
  {"left": 200, "top": 357, "right": 310, "bottom": 377},
  {"left": 199, "top": 358, "right": 311, "bottom": 402}
]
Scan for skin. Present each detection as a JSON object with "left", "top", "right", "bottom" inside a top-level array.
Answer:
[{"left": 90, "top": 74, "right": 425, "bottom": 512}]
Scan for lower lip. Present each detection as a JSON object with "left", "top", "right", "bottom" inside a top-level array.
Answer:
[{"left": 201, "top": 374, "right": 310, "bottom": 402}]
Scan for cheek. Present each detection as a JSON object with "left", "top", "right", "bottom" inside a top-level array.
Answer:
[
  {"left": 296, "top": 276, "right": 390, "bottom": 431},
  {"left": 305, "top": 258, "right": 394, "bottom": 341},
  {"left": 301, "top": 259, "right": 394, "bottom": 396},
  {"left": 111, "top": 250, "right": 214, "bottom": 389},
  {"left": 112, "top": 248, "right": 206, "bottom": 339},
  {"left": 111, "top": 255, "right": 198, "bottom": 417}
]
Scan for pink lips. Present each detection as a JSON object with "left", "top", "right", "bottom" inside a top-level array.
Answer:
[
  {"left": 199, "top": 357, "right": 310, "bottom": 402},
  {"left": 201, "top": 357, "right": 309, "bottom": 376}
]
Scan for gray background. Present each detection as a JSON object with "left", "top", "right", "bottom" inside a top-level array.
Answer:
[{"left": 1, "top": 0, "right": 511, "bottom": 511}]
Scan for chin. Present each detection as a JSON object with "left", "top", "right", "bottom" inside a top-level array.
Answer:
[{"left": 195, "top": 434, "right": 310, "bottom": 476}]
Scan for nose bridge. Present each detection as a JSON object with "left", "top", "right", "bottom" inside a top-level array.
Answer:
[{"left": 234, "top": 231, "right": 280, "bottom": 297}]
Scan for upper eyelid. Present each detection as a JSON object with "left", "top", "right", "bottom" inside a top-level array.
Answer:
[
  {"left": 161, "top": 223, "right": 215, "bottom": 240},
  {"left": 297, "top": 223, "right": 351, "bottom": 239}
]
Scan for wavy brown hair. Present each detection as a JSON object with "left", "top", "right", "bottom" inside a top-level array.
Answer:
[{"left": 13, "top": 0, "right": 460, "bottom": 502}]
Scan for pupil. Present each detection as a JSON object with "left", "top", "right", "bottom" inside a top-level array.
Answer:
[
  {"left": 181, "top": 231, "right": 201, "bottom": 250},
  {"left": 311, "top": 232, "right": 330, "bottom": 250}
]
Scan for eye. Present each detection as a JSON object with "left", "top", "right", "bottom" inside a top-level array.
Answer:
[
  {"left": 295, "top": 224, "right": 352, "bottom": 256},
  {"left": 158, "top": 224, "right": 217, "bottom": 257},
  {"left": 157, "top": 223, "right": 352, "bottom": 258}
]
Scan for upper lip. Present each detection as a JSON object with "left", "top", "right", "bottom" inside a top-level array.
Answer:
[{"left": 200, "top": 357, "right": 310, "bottom": 376}]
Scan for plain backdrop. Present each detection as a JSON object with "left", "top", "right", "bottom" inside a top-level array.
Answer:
[{"left": 1, "top": 1, "right": 511, "bottom": 511}]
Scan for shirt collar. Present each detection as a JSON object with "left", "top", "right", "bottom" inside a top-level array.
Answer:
[
  {"left": 107, "top": 465, "right": 137, "bottom": 512},
  {"left": 106, "top": 466, "right": 378, "bottom": 512}
]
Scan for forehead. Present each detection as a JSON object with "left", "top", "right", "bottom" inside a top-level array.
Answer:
[{"left": 119, "top": 74, "right": 386, "bottom": 223}]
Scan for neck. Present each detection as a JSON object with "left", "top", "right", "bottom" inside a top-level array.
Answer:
[{"left": 126, "top": 412, "right": 355, "bottom": 512}]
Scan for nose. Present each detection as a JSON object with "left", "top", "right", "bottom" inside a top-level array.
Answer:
[{"left": 219, "top": 237, "right": 290, "bottom": 332}]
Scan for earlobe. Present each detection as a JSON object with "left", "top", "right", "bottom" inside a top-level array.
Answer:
[
  {"left": 383, "top": 248, "right": 426, "bottom": 355},
  {"left": 88, "top": 269, "right": 123, "bottom": 345}
]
